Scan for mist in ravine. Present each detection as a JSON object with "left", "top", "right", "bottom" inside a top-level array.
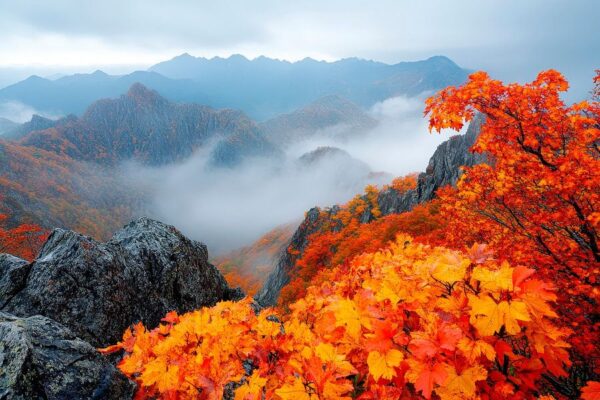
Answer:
[{"left": 122, "top": 95, "right": 450, "bottom": 254}]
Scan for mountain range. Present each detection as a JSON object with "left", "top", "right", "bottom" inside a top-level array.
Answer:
[
  {"left": 0, "top": 54, "right": 469, "bottom": 120},
  {"left": 14, "top": 83, "right": 280, "bottom": 167},
  {"left": 0, "top": 82, "right": 385, "bottom": 239}
]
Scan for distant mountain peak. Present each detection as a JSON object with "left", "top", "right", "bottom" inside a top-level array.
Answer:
[{"left": 126, "top": 82, "right": 163, "bottom": 103}]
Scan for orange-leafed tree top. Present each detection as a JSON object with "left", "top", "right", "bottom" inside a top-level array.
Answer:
[
  {"left": 425, "top": 69, "right": 600, "bottom": 385},
  {"left": 103, "top": 236, "right": 570, "bottom": 400}
]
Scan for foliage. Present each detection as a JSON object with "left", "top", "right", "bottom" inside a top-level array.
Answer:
[
  {"left": 425, "top": 69, "right": 600, "bottom": 383},
  {"left": 279, "top": 175, "right": 432, "bottom": 305},
  {"left": 102, "top": 69, "right": 600, "bottom": 399},
  {"left": 217, "top": 223, "right": 296, "bottom": 296},
  {"left": 103, "top": 236, "right": 570, "bottom": 399},
  {"left": 0, "top": 213, "right": 46, "bottom": 260}
]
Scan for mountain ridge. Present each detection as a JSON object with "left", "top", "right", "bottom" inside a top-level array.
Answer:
[{"left": 0, "top": 54, "right": 469, "bottom": 120}]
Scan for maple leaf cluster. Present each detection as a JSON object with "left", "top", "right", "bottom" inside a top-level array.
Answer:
[
  {"left": 425, "top": 69, "right": 600, "bottom": 378},
  {"left": 103, "top": 236, "right": 572, "bottom": 399}
]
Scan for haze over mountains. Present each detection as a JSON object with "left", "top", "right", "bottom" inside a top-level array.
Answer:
[
  {"left": 0, "top": 54, "right": 469, "bottom": 121},
  {"left": 0, "top": 53, "right": 468, "bottom": 252}
]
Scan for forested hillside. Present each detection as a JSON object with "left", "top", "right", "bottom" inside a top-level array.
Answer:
[{"left": 100, "top": 70, "right": 600, "bottom": 399}]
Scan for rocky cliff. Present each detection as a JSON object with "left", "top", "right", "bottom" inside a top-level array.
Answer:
[
  {"left": 0, "top": 217, "right": 243, "bottom": 398},
  {"left": 1, "top": 217, "right": 242, "bottom": 346},
  {"left": 255, "top": 116, "right": 485, "bottom": 307},
  {"left": 0, "top": 312, "right": 135, "bottom": 399}
]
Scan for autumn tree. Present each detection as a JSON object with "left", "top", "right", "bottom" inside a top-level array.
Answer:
[
  {"left": 425, "top": 70, "right": 600, "bottom": 393},
  {"left": 104, "top": 236, "right": 570, "bottom": 399}
]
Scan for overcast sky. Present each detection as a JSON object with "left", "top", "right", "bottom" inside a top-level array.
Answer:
[{"left": 0, "top": 0, "right": 598, "bottom": 96}]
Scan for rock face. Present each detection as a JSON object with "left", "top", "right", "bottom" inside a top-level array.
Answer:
[
  {"left": 255, "top": 116, "right": 485, "bottom": 307},
  {"left": 1, "top": 217, "right": 240, "bottom": 346},
  {"left": 0, "top": 312, "right": 135, "bottom": 399}
]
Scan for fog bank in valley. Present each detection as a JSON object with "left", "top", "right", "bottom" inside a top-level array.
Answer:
[{"left": 125, "top": 96, "right": 452, "bottom": 254}]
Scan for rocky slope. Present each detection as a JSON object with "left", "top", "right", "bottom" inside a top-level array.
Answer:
[
  {"left": 17, "top": 83, "right": 281, "bottom": 167},
  {"left": 0, "top": 217, "right": 243, "bottom": 398},
  {"left": 0, "top": 140, "right": 137, "bottom": 239},
  {"left": 1, "top": 217, "right": 242, "bottom": 347},
  {"left": 0, "top": 312, "right": 135, "bottom": 399},
  {"left": 255, "top": 116, "right": 485, "bottom": 306}
]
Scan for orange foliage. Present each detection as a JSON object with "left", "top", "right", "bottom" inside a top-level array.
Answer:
[
  {"left": 104, "top": 236, "right": 571, "bottom": 399},
  {"left": 103, "top": 69, "right": 599, "bottom": 399},
  {"left": 0, "top": 141, "right": 136, "bottom": 241},
  {"left": 425, "top": 70, "right": 600, "bottom": 379},
  {"left": 279, "top": 176, "right": 442, "bottom": 306},
  {"left": 217, "top": 223, "right": 296, "bottom": 296},
  {"left": 0, "top": 213, "right": 47, "bottom": 260}
]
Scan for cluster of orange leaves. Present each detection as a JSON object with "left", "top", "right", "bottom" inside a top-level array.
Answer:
[
  {"left": 425, "top": 69, "right": 600, "bottom": 369},
  {"left": 103, "top": 236, "right": 574, "bottom": 399},
  {"left": 280, "top": 176, "right": 431, "bottom": 305},
  {"left": 0, "top": 213, "right": 46, "bottom": 261}
]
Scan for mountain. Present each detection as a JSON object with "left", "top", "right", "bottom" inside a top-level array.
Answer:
[
  {"left": 150, "top": 54, "right": 470, "bottom": 119},
  {"left": 0, "top": 117, "right": 17, "bottom": 135},
  {"left": 17, "top": 83, "right": 281, "bottom": 167},
  {"left": 256, "top": 116, "right": 485, "bottom": 306},
  {"left": 260, "top": 95, "right": 377, "bottom": 147},
  {"left": 0, "top": 140, "right": 138, "bottom": 239},
  {"left": 0, "top": 55, "right": 469, "bottom": 120},
  {"left": 0, "top": 70, "right": 208, "bottom": 117},
  {"left": 1, "top": 113, "right": 66, "bottom": 140}
]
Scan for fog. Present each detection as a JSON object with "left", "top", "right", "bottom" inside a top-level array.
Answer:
[
  {"left": 288, "top": 94, "right": 447, "bottom": 175},
  {"left": 0, "top": 100, "right": 60, "bottom": 123},
  {"left": 125, "top": 96, "right": 451, "bottom": 254}
]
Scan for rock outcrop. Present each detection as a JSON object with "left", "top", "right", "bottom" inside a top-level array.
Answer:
[
  {"left": 0, "top": 312, "right": 135, "bottom": 399},
  {"left": 255, "top": 116, "right": 485, "bottom": 307},
  {"left": 1, "top": 217, "right": 241, "bottom": 346}
]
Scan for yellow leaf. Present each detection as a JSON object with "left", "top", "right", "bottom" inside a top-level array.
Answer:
[
  {"left": 472, "top": 262, "right": 513, "bottom": 291},
  {"left": 235, "top": 371, "right": 267, "bottom": 400},
  {"left": 468, "top": 295, "right": 530, "bottom": 336},
  {"left": 457, "top": 337, "right": 495, "bottom": 362},
  {"left": 275, "top": 377, "right": 314, "bottom": 400},
  {"left": 367, "top": 349, "right": 404, "bottom": 380},
  {"left": 441, "top": 364, "right": 487, "bottom": 399},
  {"left": 328, "top": 298, "right": 369, "bottom": 340},
  {"left": 430, "top": 251, "right": 469, "bottom": 284}
]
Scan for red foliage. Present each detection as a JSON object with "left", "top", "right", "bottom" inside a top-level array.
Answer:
[
  {"left": 217, "top": 223, "right": 296, "bottom": 296},
  {"left": 0, "top": 213, "right": 47, "bottom": 261},
  {"left": 426, "top": 69, "right": 600, "bottom": 389}
]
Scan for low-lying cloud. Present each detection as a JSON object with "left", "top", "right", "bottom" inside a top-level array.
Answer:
[
  {"left": 287, "top": 95, "right": 448, "bottom": 175},
  {"left": 0, "top": 100, "right": 60, "bottom": 123},
  {"left": 124, "top": 95, "right": 454, "bottom": 254}
]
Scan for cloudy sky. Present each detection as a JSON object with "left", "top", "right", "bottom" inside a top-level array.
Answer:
[{"left": 0, "top": 0, "right": 598, "bottom": 96}]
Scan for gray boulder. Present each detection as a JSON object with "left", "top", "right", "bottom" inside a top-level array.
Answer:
[
  {"left": 0, "top": 312, "right": 134, "bottom": 399},
  {"left": 1, "top": 217, "right": 241, "bottom": 347}
]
